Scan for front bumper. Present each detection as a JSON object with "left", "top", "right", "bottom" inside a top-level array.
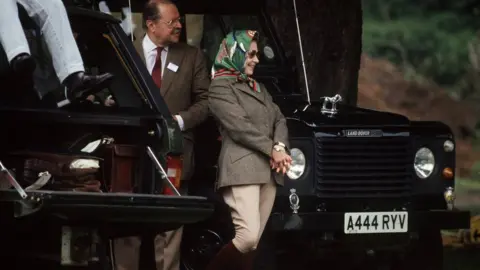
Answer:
[{"left": 270, "top": 209, "right": 471, "bottom": 232}]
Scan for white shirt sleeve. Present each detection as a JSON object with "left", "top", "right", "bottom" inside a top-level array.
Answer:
[{"left": 175, "top": 115, "right": 185, "bottom": 131}]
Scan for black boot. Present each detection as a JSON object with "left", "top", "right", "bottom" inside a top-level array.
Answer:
[
  {"left": 8, "top": 53, "right": 40, "bottom": 105},
  {"left": 10, "top": 53, "right": 36, "bottom": 76},
  {"left": 62, "top": 71, "right": 113, "bottom": 102}
]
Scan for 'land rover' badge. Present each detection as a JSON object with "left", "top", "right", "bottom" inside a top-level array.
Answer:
[{"left": 343, "top": 129, "right": 383, "bottom": 137}]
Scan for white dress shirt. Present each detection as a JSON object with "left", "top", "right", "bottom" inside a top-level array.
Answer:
[{"left": 142, "top": 34, "right": 185, "bottom": 131}]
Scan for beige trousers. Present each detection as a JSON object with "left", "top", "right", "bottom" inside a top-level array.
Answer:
[
  {"left": 113, "top": 140, "right": 194, "bottom": 270},
  {"left": 154, "top": 227, "right": 183, "bottom": 270},
  {"left": 113, "top": 227, "right": 183, "bottom": 270},
  {"left": 113, "top": 237, "right": 141, "bottom": 270},
  {"left": 223, "top": 180, "right": 277, "bottom": 253}
]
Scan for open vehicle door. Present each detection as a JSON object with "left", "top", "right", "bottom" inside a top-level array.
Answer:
[{"left": 0, "top": 5, "right": 214, "bottom": 269}]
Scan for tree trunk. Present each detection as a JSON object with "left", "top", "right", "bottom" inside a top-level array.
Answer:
[{"left": 266, "top": 0, "right": 363, "bottom": 105}]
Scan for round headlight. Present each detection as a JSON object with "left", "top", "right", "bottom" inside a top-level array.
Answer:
[
  {"left": 414, "top": 147, "right": 435, "bottom": 179},
  {"left": 286, "top": 148, "right": 306, "bottom": 180}
]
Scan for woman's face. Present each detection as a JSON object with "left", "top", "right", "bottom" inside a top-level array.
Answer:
[{"left": 243, "top": 41, "right": 260, "bottom": 76}]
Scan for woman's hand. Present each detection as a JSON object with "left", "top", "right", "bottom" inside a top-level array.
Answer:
[{"left": 270, "top": 150, "right": 292, "bottom": 175}]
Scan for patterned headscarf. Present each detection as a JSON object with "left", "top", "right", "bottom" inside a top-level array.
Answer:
[{"left": 211, "top": 30, "right": 261, "bottom": 92}]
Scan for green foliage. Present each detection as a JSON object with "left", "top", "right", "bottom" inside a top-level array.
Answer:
[{"left": 362, "top": 0, "right": 478, "bottom": 93}]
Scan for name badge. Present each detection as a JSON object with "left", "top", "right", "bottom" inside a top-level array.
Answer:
[{"left": 167, "top": 62, "right": 179, "bottom": 72}]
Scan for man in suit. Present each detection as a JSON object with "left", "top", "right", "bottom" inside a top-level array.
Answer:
[{"left": 113, "top": 1, "right": 210, "bottom": 270}]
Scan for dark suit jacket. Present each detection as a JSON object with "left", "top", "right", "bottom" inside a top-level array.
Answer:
[
  {"left": 134, "top": 34, "right": 210, "bottom": 182},
  {"left": 134, "top": 35, "right": 210, "bottom": 137},
  {"left": 208, "top": 78, "right": 289, "bottom": 189}
]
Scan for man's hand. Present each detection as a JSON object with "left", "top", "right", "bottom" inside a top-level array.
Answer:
[
  {"left": 86, "top": 95, "right": 96, "bottom": 103},
  {"left": 270, "top": 150, "right": 292, "bottom": 175},
  {"left": 104, "top": 95, "right": 115, "bottom": 107}
]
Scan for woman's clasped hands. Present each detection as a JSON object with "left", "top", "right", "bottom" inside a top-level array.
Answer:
[{"left": 270, "top": 149, "right": 293, "bottom": 175}]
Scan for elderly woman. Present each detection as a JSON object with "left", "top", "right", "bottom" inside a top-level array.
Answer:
[{"left": 206, "top": 30, "right": 292, "bottom": 270}]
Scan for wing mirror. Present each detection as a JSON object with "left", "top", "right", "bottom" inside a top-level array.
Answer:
[{"left": 263, "top": 45, "right": 275, "bottom": 60}]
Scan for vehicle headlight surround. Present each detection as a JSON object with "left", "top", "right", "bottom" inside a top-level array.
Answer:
[
  {"left": 286, "top": 148, "right": 306, "bottom": 180},
  {"left": 414, "top": 147, "right": 435, "bottom": 179}
]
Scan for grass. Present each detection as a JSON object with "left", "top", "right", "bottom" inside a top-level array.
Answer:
[{"left": 455, "top": 177, "right": 480, "bottom": 191}]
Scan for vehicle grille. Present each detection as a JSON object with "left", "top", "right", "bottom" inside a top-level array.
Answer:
[{"left": 315, "top": 135, "right": 413, "bottom": 198}]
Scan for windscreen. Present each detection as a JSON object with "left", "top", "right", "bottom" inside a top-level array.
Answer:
[
  {"left": 106, "top": 9, "right": 292, "bottom": 95},
  {"left": 100, "top": 1, "right": 298, "bottom": 95}
]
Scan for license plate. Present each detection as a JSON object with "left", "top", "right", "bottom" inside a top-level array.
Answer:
[{"left": 344, "top": 211, "right": 408, "bottom": 234}]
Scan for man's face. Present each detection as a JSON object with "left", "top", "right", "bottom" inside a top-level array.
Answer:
[{"left": 147, "top": 3, "right": 182, "bottom": 46}]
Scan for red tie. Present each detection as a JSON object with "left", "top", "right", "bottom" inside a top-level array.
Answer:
[{"left": 152, "top": 47, "right": 163, "bottom": 89}]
